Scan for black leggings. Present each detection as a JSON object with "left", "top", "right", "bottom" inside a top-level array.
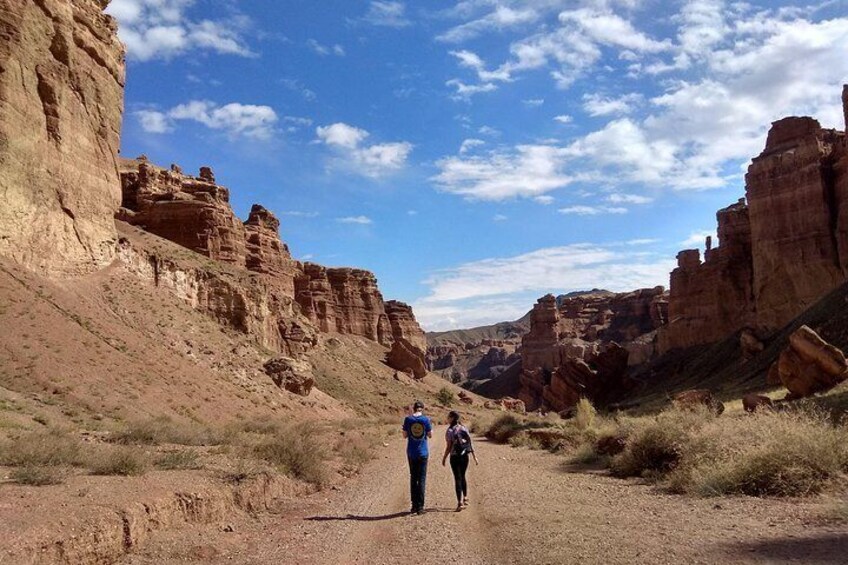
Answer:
[{"left": 449, "top": 453, "right": 469, "bottom": 502}]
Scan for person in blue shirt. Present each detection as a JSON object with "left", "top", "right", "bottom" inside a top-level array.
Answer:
[{"left": 402, "top": 400, "right": 432, "bottom": 515}]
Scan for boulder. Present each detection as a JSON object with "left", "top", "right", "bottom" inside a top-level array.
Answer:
[
  {"left": 672, "top": 389, "right": 725, "bottom": 415},
  {"left": 742, "top": 394, "right": 774, "bottom": 413},
  {"left": 262, "top": 357, "right": 314, "bottom": 396},
  {"left": 498, "top": 397, "right": 526, "bottom": 414},
  {"left": 776, "top": 325, "right": 848, "bottom": 397},
  {"left": 458, "top": 390, "right": 474, "bottom": 405},
  {"left": 385, "top": 338, "right": 427, "bottom": 379},
  {"left": 740, "top": 329, "right": 765, "bottom": 360}
]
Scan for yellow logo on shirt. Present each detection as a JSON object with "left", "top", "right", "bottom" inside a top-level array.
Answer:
[{"left": 410, "top": 422, "right": 426, "bottom": 439}]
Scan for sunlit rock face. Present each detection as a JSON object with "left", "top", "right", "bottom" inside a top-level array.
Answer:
[{"left": 0, "top": 0, "right": 125, "bottom": 275}]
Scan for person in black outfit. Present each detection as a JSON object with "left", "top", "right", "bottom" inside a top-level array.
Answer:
[{"left": 441, "top": 410, "right": 479, "bottom": 511}]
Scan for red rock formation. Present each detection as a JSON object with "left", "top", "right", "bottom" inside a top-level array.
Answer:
[
  {"left": 385, "top": 338, "right": 427, "bottom": 379},
  {"left": 519, "top": 289, "right": 664, "bottom": 410},
  {"left": 747, "top": 117, "right": 847, "bottom": 330},
  {"left": 775, "top": 325, "right": 848, "bottom": 398},
  {"left": 662, "top": 90, "right": 848, "bottom": 351},
  {"left": 659, "top": 200, "right": 755, "bottom": 351},
  {"left": 118, "top": 159, "right": 247, "bottom": 265},
  {"left": 263, "top": 357, "right": 314, "bottom": 396},
  {"left": 0, "top": 0, "right": 125, "bottom": 275},
  {"left": 385, "top": 300, "right": 426, "bottom": 352},
  {"left": 244, "top": 205, "right": 298, "bottom": 295}
]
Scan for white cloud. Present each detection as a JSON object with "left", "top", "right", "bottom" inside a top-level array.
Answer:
[
  {"left": 337, "top": 216, "right": 373, "bottom": 225},
  {"left": 493, "top": 214, "right": 508, "bottom": 222},
  {"left": 316, "top": 123, "right": 369, "bottom": 149},
  {"left": 135, "top": 110, "right": 172, "bottom": 133},
  {"left": 307, "top": 39, "right": 345, "bottom": 56},
  {"left": 407, "top": 210, "right": 418, "bottom": 216},
  {"left": 106, "top": 0, "right": 254, "bottom": 61},
  {"left": 523, "top": 98, "right": 545, "bottom": 107},
  {"left": 413, "top": 243, "right": 674, "bottom": 330},
  {"left": 446, "top": 78, "right": 498, "bottom": 100},
  {"left": 432, "top": 144, "right": 572, "bottom": 201},
  {"left": 478, "top": 125, "right": 501, "bottom": 137},
  {"left": 534, "top": 195, "right": 555, "bottom": 205},
  {"left": 316, "top": 122, "right": 412, "bottom": 177},
  {"left": 558, "top": 205, "right": 628, "bottom": 216},
  {"left": 438, "top": 5, "right": 538, "bottom": 43},
  {"left": 554, "top": 114, "right": 574, "bottom": 124},
  {"left": 134, "top": 100, "right": 278, "bottom": 139},
  {"left": 167, "top": 100, "right": 278, "bottom": 139},
  {"left": 582, "top": 92, "right": 642, "bottom": 116},
  {"left": 681, "top": 230, "right": 716, "bottom": 247},
  {"left": 459, "top": 138, "right": 485, "bottom": 154},
  {"left": 606, "top": 193, "right": 653, "bottom": 205},
  {"left": 627, "top": 238, "right": 661, "bottom": 245},
  {"left": 279, "top": 211, "right": 320, "bottom": 218},
  {"left": 363, "top": 1, "right": 411, "bottom": 28}
]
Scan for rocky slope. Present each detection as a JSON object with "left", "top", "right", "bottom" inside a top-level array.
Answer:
[
  {"left": 661, "top": 90, "right": 848, "bottom": 351},
  {"left": 0, "top": 0, "right": 125, "bottom": 276}
]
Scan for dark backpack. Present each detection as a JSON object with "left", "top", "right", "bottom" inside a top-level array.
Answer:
[{"left": 451, "top": 426, "right": 472, "bottom": 456}]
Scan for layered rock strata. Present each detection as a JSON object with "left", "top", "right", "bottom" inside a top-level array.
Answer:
[
  {"left": 0, "top": 0, "right": 125, "bottom": 275},
  {"left": 662, "top": 89, "right": 848, "bottom": 351},
  {"left": 117, "top": 158, "right": 426, "bottom": 364}
]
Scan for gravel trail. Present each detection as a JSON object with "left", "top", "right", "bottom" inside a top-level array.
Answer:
[{"left": 123, "top": 429, "right": 848, "bottom": 565}]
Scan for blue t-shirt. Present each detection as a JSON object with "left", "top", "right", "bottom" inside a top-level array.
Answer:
[{"left": 403, "top": 414, "right": 432, "bottom": 458}]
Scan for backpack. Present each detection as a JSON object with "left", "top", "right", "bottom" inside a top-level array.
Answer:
[{"left": 451, "top": 425, "right": 472, "bottom": 457}]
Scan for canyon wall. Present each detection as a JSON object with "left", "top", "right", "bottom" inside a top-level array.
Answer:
[
  {"left": 661, "top": 88, "right": 848, "bottom": 351},
  {"left": 0, "top": 0, "right": 125, "bottom": 275},
  {"left": 519, "top": 288, "right": 667, "bottom": 411},
  {"left": 117, "top": 157, "right": 426, "bottom": 361}
]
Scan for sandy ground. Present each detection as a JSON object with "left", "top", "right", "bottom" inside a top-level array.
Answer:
[{"left": 120, "top": 429, "right": 848, "bottom": 565}]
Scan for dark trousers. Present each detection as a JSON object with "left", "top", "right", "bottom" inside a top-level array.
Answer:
[
  {"left": 408, "top": 456, "right": 428, "bottom": 511},
  {"left": 450, "top": 454, "right": 469, "bottom": 502}
]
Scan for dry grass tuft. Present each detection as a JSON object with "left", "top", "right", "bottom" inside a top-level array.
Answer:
[
  {"left": 88, "top": 446, "right": 149, "bottom": 476},
  {"left": 253, "top": 423, "right": 328, "bottom": 486},
  {"left": 11, "top": 465, "right": 65, "bottom": 486},
  {"left": 155, "top": 449, "right": 202, "bottom": 470},
  {"left": 113, "top": 416, "right": 227, "bottom": 446}
]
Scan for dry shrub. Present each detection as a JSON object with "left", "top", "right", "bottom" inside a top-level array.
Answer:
[
  {"left": 0, "top": 430, "right": 87, "bottom": 467},
  {"left": 254, "top": 423, "right": 328, "bottom": 486},
  {"left": 155, "top": 449, "right": 202, "bottom": 470},
  {"left": 610, "top": 407, "right": 713, "bottom": 478},
  {"left": 574, "top": 398, "right": 597, "bottom": 431},
  {"left": 11, "top": 465, "right": 65, "bottom": 486},
  {"left": 89, "top": 446, "right": 149, "bottom": 476},
  {"left": 486, "top": 414, "right": 522, "bottom": 443},
  {"left": 668, "top": 408, "right": 848, "bottom": 497},
  {"left": 113, "top": 416, "right": 226, "bottom": 446},
  {"left": 335, "top": 434, "right": 373, "bottom": 469}
]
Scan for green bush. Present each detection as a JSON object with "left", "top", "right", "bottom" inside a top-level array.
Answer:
[{"left": 436, "top": 387, "right": 455, "bottom": 406}]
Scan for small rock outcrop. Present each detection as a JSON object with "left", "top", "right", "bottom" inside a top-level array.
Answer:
[
  {"left": 386, "top": 338, "right": 427, "bottom": 379},
  {"left": 743, "top": 394, "right": 773, "bottom": 413},
  {"left": 775, "top": 325, "right": 848, "bottom": 398},
  {"left": 0, "top": 0, "right": 125, "bottom": 275},
  {"left": 263, "top": 357, "right": 314, "bottom": 396}
]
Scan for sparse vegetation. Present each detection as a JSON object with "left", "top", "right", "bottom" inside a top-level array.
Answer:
[
  {"left": 11, "top": 465, "right": 65, "bottom": 486},
  {"left": 89, "top": 446, "right": 149, "bottom": 476},
  {"left": 253, "top": 423, "right": 328, "bottom": 486},
  {"left": 155, "top": 449, "right": 202, "bottom": 470},
  {"left": 113, "top": 416, "right": 228, "bottom": 446},
  {"left": 437, "top": 387, "right": 455, "bottom": 406}
]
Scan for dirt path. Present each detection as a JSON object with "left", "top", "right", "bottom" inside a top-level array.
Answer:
[{"left": 122, "top": 429, "right": 848, "bottom": 565}]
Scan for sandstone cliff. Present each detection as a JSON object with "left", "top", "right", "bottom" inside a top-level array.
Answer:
[
  {"left": 661, "top": 88, "right": 848, "bottom": 352},
  {"left": 0, "top": 0, "right": 125, "bottom": 275},
  {"left": 117, "top": 158, "right": 426, "bottom": 364}
]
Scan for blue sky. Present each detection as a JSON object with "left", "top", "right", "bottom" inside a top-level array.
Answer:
[{"left": 107, "top": 0, "right": 848, "bottom": 330}]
